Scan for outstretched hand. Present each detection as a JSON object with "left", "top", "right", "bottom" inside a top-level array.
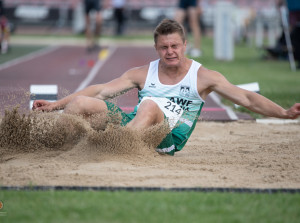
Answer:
[
  {"left": 286, "top": 103, "right": 300, "bottom": 119},
  {"left": 32, "top": 100, "right": 55, "bottom": 112}
]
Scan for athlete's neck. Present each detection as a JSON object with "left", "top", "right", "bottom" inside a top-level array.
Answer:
[{"left": 158, "top": 58, "right": 192, "bottom": 85}]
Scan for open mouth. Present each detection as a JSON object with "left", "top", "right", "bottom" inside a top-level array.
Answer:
[{"left": 166, "top": 57, "right": 177, "bottom": 60}]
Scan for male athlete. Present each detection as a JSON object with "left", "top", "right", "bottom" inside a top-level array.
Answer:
[{"left": 33, "top": 19, "right": 300, "bottom": 155}]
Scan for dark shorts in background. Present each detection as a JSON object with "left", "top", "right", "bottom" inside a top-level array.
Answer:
[
  {"left": 84, "top": 0, "right": 101, "bottom": 14},
  {"left": 178, "top": 0, "right": 197, "bottom": 9},
  {"left": 289, "top": 11, "right": 300, "bottom": 27}
]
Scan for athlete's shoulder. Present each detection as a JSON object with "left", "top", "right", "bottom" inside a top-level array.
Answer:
[
  {"left": 196, "top": 65, "right": 226, "bottom": 97},
  {"left": 123, "top": 64, "right": 149, "bottom": 88},
  {"left": 197, "top": 65, "right": 222, "bottom": 80},
  {"left": 126, "top": 64, "right": 149, "bottom": 76}
]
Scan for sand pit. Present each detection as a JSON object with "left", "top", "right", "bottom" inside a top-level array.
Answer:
[{"left": 0, "top": 108, "right": 300, "bottom": 189}]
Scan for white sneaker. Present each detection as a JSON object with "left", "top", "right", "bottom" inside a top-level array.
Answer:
[{"left": 189, "top": 48, "right": 202, "bottom": 57}]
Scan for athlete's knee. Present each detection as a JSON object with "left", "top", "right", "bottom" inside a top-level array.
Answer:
[
  {"left": 139, "top": 99, "right": 159, "bottom": 113},
  {"left": 138, "top": 99, "right": 164, "bottom": 121},
  {"left": 67, "top": 96, "right": 106, "bottom": 115},
  {"left": 127, "top": 100, "right": 164, "bottom": 129},
  {"left": 64, "top": 96, "right": 86, "bottom": 113},
  {"left": 71, "top": 96, "right": 88, "bottom": 106}
]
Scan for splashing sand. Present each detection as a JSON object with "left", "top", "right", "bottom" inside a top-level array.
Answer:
[
  {"left": 1, "top": 107, "right": 300, "bottom": 189},
  {"left": 0, "top": 106, "right": 171, "bottom": 158}
]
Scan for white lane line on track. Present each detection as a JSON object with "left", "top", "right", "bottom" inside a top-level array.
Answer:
[
  {"left": 74, "top": 46, "right": 117, "bottom": 93},
  {"left": 0, "top": 45, "right": 59, "bottom": 72},
  {"left": 256, "top": 119, "right": 299, "bottom": 124},
  {"left": 209, "top": 92, "right": 238, "bottom": 120}
]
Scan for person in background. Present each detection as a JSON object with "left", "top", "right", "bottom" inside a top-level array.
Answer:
[
  {"left": 84, "top": 0, "right": 102, "bottom": 52},
  {"left": 263, "top": 0, "right": 288, "bottom": 60},
  {"left": 286, "top": 0, "right": 300, "bottom": 30},
  {"left": 0, "top": 0, "right": 10, "bottom": 54},
  {"left": 175, "top": 0, "right": 202, "bottom": 57},
  {"left": 286, "top": 0, "right": 300, "bottom": 68},
  {"left": 112, "top": 0, "right": 126, "bottom": 36}
]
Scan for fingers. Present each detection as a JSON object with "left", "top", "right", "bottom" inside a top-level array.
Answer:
[
  {"left": 292, "top": 103, "right": 300, "bottom": 118},
  {"left": 287, "top": 103, "right": 300, "bottom": 119},
  {"left": 32, "top": 101, "right": 41, "bottom": 110},
  {"left": 32, "top": 101, "right": 39, "bottom": 110},
  {"left": 294, "top": 103, "right": 300, "bottom": 111},
  {"left": 32, "top": 100, "right": 48, "bottom": 111}
]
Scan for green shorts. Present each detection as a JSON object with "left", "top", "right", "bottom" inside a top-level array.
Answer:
[{"left": 105, "top": 101, "right": 194, "bottom": 156}]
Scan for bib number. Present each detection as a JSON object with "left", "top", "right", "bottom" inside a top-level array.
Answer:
[
  {"left": 139, "top": 97, "right": 184, "bottom": 129},
  {"left": 164, "top": 101, "right": 183, "bottom": 115}
]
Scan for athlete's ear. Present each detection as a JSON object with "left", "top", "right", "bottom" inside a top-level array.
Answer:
[{"left": 184, "top": 40, "right": 187, "bottom": 47}]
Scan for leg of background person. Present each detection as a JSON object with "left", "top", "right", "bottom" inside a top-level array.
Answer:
[
  {"left": 0, "top": 27, "right": 2, "bottom": 52},
  {"left": 113, "top": 8, "right": 118, "bottom": 35},
  {"left": 85, "top": 14, "right": 93, "bottom": 49},
  {"left": 175, "top": 8, "right": 187, "bottom": 53},
  {"left": 115, "top": 8, "right": 124, "bottom": 35},
  {"left": 4, "top": 22, "right": 10, "bottom": 51},
  {"left": 290, "top": 25, "right": 300, "bottom": 68},
  {"left": 94, "top": 11, "right": 102, "bottom": 46},
  {"left": 126, "top": 100, "right": 164, "bottom": 130},
  {"left": 175, "top": 8, "right": 186, "bottom": 26},
  {"left": 0, "top": 16, "right": 9, "bottom": 54},
  {"left": 187, "top": 7, "right": 202, "bottom": 57},
  {"left": 119, "top": 8, "right": 125, "bottom": 35}
]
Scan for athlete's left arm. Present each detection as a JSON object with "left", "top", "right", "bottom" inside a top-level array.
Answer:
[{"left": 198, "top": 67, "right": 300, "bottom": 119}]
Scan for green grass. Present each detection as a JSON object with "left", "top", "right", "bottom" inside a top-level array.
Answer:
[{"left": 0, "top": 190, "right": 299, "bottom": 223}]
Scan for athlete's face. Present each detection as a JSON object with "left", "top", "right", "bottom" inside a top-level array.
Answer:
[{"left": 155, "top": 33, "right": 187, "bottom": 67}]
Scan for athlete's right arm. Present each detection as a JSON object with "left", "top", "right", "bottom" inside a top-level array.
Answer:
[
  {"left": 95, "top": 66, "right": 146, "bottom": 100},
  {"left": 32, "top": 84, "right": 108, "bottom": 111},
  {"left": 32, "top": 66, "right": 147, "bottom": 111}
]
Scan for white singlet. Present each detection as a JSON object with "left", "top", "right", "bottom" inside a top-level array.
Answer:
[{"left": 134, "top": 59, "right": 205, "bottom": 129}]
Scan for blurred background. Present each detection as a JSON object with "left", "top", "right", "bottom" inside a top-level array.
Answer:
[
  {"left": 2, "top": 0, "right": 299, "bottom": 64},
  {"left": 0, "top": 0, "right": 285, "bottom": 36}
]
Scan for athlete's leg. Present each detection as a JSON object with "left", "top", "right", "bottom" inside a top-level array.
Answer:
[
  {"left": 126, "top": 99, "right": 164, "bottom": 130},
  {"left": 64, "top": 96, "right": 108, "bottom": 117}
]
